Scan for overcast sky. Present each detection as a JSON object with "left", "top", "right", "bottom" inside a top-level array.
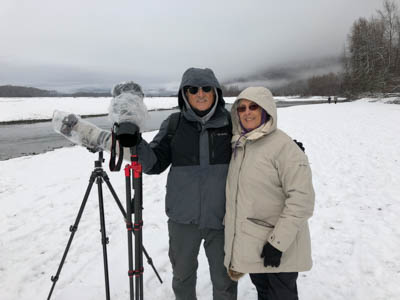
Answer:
[{"left": 0, "top": 0, "right": 386, "bottom": 92}]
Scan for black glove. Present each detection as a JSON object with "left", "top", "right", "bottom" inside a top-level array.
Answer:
[
  {"left": 60, "top": 114, "right": 79, "bottom": 136},
  {"left": 261, "top": 243, "right": 282, "bottom": 268},
  {"left": 293, "top": 139, "right": 305, "bottom": 152}
]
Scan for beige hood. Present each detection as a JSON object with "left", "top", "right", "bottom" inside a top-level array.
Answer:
[{"left": 231, "top": 87, "right": 277, "bottom": 137}]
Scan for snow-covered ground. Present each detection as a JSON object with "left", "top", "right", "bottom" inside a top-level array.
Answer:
[
  {"left": 356, "top": 97, "right": 400, "bottom": 104},
  {"left": 0, "top": 95, "right": 338, "bottom": 123},
  {"left": 0, "top": 97, "right": 234, "bottom": 123},
  {"left": 274, "top": 96, "right": 346, "bottom": 102},
  {"left": 1, "top": 98, "right": 400, "bottom": 299}
]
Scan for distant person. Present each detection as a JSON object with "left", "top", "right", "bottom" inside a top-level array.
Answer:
[
  {"left": 334, "top": 96, "right": 337, "bottom": 104},
  {"left": 328, "top": 96, "right": 331, "bottom": 104},
  {"left": 224, "top": 87, "right": 315, "bottom": 300}
]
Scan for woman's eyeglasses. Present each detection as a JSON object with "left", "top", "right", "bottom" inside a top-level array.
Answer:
[
  {"left": 186, "top": 86, "right": 213, "bottom": 95},
  {"left": 237, "top": 103, "right": 260, "bottom": 113}
]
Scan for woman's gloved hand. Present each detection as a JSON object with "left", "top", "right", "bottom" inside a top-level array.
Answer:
[{"left": 261, "top": 243, "right": 282, "bottom": 268}]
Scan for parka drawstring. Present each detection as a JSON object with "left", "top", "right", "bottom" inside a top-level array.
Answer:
[{"left": 233, "top": 133, "right": 246, "bottom": 159}]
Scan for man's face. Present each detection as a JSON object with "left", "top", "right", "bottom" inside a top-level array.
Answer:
[{"left": 185, "top": 86, "right": 215, "bottom": 111}]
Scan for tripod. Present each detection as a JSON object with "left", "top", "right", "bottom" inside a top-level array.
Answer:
[
  {"left": 47, "top": 151, "right": 162, "bottom": 300},
  {"left": 125, "top": 147, "right": 145, "bottom": 300}
]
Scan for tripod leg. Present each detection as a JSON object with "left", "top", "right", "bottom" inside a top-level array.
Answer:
[
  {"left": 134, "top": 191, "right": 141, "bottom": 300},
  {"left": 136, "top": 182, "right": 144, "bottom": 300},
  {"left": 47, "top": 173, "right": 96, "bottom": 300},
  {"left": 125, "top": 167, "right": 135, "bottom": 300},
  {"left": 132, "top": 157, "right": 144, "bottom": 300},
  {"left": 102, "top": 171, "right": 125, "bottom": 214},
  {"left": 96, "top": 176, "right": 111, "bottom": 300},
  {"left": 103, "top": 173, "right": 163, "bottom": 284}
]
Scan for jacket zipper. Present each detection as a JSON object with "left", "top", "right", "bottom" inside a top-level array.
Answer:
[
  {"left": 210, "top": 131, "right": 215, "bottom": 162},
  {"left": 230, "top": 144, "right": 246, "bottom": 268}
]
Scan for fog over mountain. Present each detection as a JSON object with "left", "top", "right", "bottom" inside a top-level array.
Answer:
[
  {"left": 224, "top": 56, "right": 343, "bottom": 90},
  {"left": 0, "top": 0, "right": 383, "bottom": 93}
]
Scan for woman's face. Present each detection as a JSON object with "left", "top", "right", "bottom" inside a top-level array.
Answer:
[{"left": 237, "top": 99, "right": 262, "bottom": 131}]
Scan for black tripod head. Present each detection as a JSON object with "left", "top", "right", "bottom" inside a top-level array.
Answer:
[
  {"left": 113, "top": 122, "right": 141, "bottom": 147},
  {"left": 109, "top": 122, "right": 141, "bottom": 172}
]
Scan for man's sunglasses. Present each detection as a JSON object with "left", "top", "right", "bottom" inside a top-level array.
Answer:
[
  {"left": 237, "top": 103, "right": 260, "bottom": 113},
  {"left": 186, "top": 86, "right": 213, "bottom": 95}
]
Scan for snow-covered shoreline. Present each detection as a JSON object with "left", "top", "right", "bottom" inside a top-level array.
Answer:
[
  {"left": 1, "top": 99, "right": 400, "bottom": 299},
  {"left": 0, "top": 96, "right": 229, "bottom": 123},
  {"left": 1, "top": 95, "right": 398, "bottom": 124},
  {"left": 0, "top": 96, "right": 352, "bottom": 123}
]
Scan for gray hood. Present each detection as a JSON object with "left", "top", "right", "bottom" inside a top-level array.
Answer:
[{"left": 178, "top": 67, "right": 225, "bottom": 111}]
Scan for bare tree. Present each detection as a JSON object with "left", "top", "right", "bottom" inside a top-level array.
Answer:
[{"left": 342, "top": 0, "right": 400, "bottom": 94}]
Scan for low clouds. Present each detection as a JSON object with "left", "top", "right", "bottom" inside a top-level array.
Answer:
[{"left": 0, "top": 0, "right": 383, "bottom": 92}]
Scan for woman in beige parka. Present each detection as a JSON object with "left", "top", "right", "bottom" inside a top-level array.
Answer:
[{"left": 224, "top": 87, "right": 315, "bottom": 300}]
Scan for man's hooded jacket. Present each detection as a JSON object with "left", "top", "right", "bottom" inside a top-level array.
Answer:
[{"left": 137, "top": 68, "right": 232, "bottom": 229}]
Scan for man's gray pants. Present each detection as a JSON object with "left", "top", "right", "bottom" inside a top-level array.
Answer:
[{"left": 168, "top": 220, "right": 237, "bottom": 300}]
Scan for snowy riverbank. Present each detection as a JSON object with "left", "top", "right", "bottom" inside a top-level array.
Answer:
[
  {"left": 0, "top": 96, "right": 345, "bottom": 123},
  {"left": 1, "top": 99, "right": 400, "bottom": 299}
]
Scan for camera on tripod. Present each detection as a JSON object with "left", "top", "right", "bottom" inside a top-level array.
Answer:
[
  {"left": 48, "top": 81, "right": 161, "bottom": 300},
  {"left": 109, "top": 81, "right": 147, "bottom": 148},
  {"left": 52, "top": 81, "right": 149, "bottom": 154}
]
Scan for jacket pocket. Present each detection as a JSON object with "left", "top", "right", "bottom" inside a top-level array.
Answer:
[
  {"left": 238, "top": 220, "right": 273, "bottom": 263},
  {"left": 247, "top": 217, "right": 275, "bottom": 229},
  {"left": 209, "top": 127, "right": 232, "bottom": 165}
]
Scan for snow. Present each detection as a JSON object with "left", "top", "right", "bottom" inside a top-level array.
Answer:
[
  {"left": 1, "top": 98, "right": 400, "bottom": 299},
  {"left": 0, "top": 97, "right": 235, "bottom": 123},
  {"left": 274, "top": 96, "right": 346, "bottom": 102},
  {"left": 356, "top": 97, "right": 400, "bottom": 104},
  {"left": 0, "top": 96, "right": 335, "bottom": 123}
]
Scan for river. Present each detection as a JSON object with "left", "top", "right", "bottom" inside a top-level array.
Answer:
[{"left": 0, "top": 101, "right": 328, "bottom": 160}]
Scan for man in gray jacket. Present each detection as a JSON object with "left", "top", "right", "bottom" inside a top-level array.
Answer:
[{"left": 136, "top": 67, "right": 237, "bottom": 300}]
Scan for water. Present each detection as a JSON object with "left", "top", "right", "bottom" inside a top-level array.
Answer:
[
  {"left": 0, "top": 101, "right": 328, "bottom": 160},
  {"left": 0, "top": 109, "right": 178, "bottom": 160}
]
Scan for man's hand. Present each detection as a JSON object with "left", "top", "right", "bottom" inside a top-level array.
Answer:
[
  {"left": 293, "top": 139, "right": 305, "bottom": 152},
  {"left": 261, "top": 243, "right": 282, "bottom": 268},
  {"left": 60, "top": 114, "right": 79, "bottom": 136}
]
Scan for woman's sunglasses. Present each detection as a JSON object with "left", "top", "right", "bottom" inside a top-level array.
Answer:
[
  {"left": 186, "top": 86, "right": 213, "bottom": 95},
  {"left": 237, "top": 103, "right": 260, "bottom": 113}
]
